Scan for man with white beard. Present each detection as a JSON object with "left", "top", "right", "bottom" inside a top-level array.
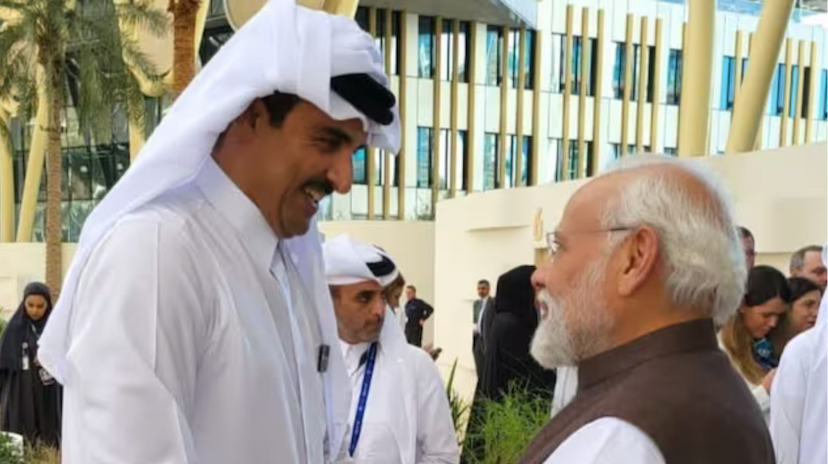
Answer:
[{"left": 517, "top": 156, "right": 774, "bottom": 464}]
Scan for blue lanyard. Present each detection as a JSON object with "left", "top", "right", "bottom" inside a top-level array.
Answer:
[{"left": 349, "top": 342, "right": 379, "bottom": 457}]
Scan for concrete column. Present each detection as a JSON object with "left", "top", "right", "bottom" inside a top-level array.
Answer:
[
  {"left": 562, "top": 6, "right": 574, "bottom": 178},
  {"left": 591, "top": 9, "right": 605, "bottom": 171},
  {"left": 805, "top": 41, "right": 818, "bottom": 143},
  {"left": 636, "top": 17, "right": 649, "bottom": 154},
  {"left": 650, "top": 18, "right": 662, "bottom": 153},
  {"left": 577, "top": 8, "right": 589, "bottom": 179},
  {"left": 677, "top": 0, "right": 715, "bottom": 157},
  {"left": 382, "top": 8, "right": 393, "bottom": 219},
  {"left": 499, "top": 25, "right": 510, "bottom": 188},
  {"left": 450, "top": 18, "right": 460, "bottom": 197},
  {"left": 516, "top": 26, "right": 526, "bottom": 186},
  {"left": 726, "top": 0, "right": 795, "bottom": 154},
  {"left": 0, "top": 109, "right": 13, "bottom": 242},
  {"left": 367, "top": 7, "right": 377, "bottom": 219},
  {"left": 792, "top": 40, "right": 806, "bottom": 145},
  {"left": 780, "top": 38, "right": 793, "bottom": 147},
  {"left": 16, "top": 72, "right": 49, "bottom": 242},
  {"left": 466, "top": 21, "right": 477, "bottom": 192},
  {"left": 432, "top": 17, "right": 443, "bottom": 209},
  {"left": 621, "top": 14, "right": 634, "bottom": 157}
]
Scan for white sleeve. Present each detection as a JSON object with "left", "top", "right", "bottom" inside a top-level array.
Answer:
[
  {"left": 770, "top": 335, "right": 809, "bottom": 464},
  {"left": 414, "top": 351, "right": 460, "bottom": 464},
  {"left": 543, "top": 417, "right": 666, "bottom": 464},
  {"left": 63, "top": 217, "right": 208, "bottom": 464}
]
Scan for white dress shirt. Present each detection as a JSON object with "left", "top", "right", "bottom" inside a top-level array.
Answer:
[
  {"left": 542, "top": 418, "right": 666, "bottom": 464},
  {"left": 340, "top": 309, "right": 459, "bottom": 464},
  {"left": 60, "top": 159, "right": 333, "bottom": 464}
]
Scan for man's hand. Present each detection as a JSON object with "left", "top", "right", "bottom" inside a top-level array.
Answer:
[{"left": 762, "top": 368, "right": 777, "bottom": 394}]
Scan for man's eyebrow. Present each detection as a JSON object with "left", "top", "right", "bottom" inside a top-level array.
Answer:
[{"left": 315, "top": 126, "right": 356, "bottom": 145}]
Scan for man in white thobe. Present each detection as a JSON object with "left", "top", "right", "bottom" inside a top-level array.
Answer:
[
  {"left": 769, "top": 245, "right": 827, "bottom": 464},
  {"left": 323, "top": 235, "right": 459, "bottom": 464},
  {"left": 36, "top": 1, "right": 400, "bottom": 463}
]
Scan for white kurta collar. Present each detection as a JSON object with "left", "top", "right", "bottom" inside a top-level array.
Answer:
[
  {"left": 339, "top": 341, "right": 370, "bottom": 376},
  {"left": 195, "top": 157, "right": 279, "bottom": 271}
]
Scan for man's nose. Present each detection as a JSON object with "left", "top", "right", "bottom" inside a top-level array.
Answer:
[
  {"left": 531, "top": 268, "right": 546, "bottom": 291},
  {"left": 327, "top": 149, "right": 354, "bottom": 194}
]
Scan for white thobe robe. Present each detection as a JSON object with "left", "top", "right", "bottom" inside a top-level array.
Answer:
[
  {"left": 340, "top": 309, "right": 459, "bottom": 464},
  {"left": 60, "top": 158, "right": 333, "bottom": 464},
  {"left": 770, "top": 289, "right": 827, "bottom": 464}
]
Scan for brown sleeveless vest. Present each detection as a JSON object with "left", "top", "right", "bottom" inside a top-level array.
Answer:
[{"left": 517, "top": 319, "right": 774, "bottom": 464}]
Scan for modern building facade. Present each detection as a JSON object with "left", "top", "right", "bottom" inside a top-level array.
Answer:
[{"left": 2, "top": 0, "right": 826, "bottom": 238}]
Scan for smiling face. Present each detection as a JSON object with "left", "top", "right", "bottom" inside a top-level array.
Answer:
[
  {"left": 332, "top": 280, "right": 386, "bottom": 344},
  {"left": 215, "top": 96, "right": 367, "bottom": 239}
]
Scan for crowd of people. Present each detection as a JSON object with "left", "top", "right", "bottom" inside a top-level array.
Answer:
[{"left": 0, "top": 1, "right": 823, "bottom": 463}]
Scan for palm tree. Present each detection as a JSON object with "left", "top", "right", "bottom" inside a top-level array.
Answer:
[
  {"left": 0, "top": 0, "right": 167, "bottom": 297},
  {"left": 168, "top": 0, "right": 200, "bottom": 96}
]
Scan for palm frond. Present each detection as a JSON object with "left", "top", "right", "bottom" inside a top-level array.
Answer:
[
  {"left": 117, "top": 0, "right": 170, "bottom": 38},
  {"left": 0, "top": 0, "right": 33, "bottom": 15}
]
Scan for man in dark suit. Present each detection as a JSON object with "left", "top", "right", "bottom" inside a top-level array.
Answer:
[
  {"left": 404, "top": 285, "right": 434, "bottom": 347},
  {"left": 472, "top": 279, "right": 494, "bottom": 375}
]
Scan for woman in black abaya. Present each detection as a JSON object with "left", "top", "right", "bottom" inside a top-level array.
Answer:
[
  {"left": 0, "top": 282, "right": 61, "bottom": 447},
  {"left": 461, "top": 265, "right": 556, "bottom": 463}
]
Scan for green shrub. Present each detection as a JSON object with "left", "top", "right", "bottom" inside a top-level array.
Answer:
[
  {"left": 464, "top": 384, "right": 550, "bottom": 464},
  {"left": 0, "top": 433, "right": 24, "bottom": 464},
  {"left": 445, "top": 358, "right": 470, "bottom": 445}
]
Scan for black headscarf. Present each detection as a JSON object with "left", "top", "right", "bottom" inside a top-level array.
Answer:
[
  {"left": 480, "top": 265, "right": 555, "bottom": 400},
  {"left": 0, "top": 283, "right": 53, "bottom": 372}
]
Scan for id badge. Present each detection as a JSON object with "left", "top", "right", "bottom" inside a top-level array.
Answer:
[{"left": 38, "top": 367, "right": 55, "bottom": 386}]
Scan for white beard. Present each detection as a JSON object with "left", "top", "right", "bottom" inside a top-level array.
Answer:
[{"left": 530, "top": 257, "right": 614, "bottom": 369}]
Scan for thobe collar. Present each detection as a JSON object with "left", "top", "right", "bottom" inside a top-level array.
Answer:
[
  {"left": 196, "top": 157, "right": 280, "bottom": 271},
  {"left": 339, "top": 341, "right": 371, "bottom": 376}
]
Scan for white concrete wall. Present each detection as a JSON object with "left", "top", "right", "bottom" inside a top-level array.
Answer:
[{"left": 432, "top": 142, "right": 828, "bottom": 402}]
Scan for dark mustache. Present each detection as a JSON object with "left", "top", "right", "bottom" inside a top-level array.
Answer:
[{"left": 302, "top": 178, "right": 334, "bottom": 197}]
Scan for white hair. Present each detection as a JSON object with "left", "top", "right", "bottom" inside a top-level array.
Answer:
[{"left": 598, "top": 155, "right": 746, "bottom": 324}]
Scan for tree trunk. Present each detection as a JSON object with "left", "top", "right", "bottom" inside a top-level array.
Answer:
[
  {"left": 44, "top": 62, "right": 64, "bottom": 300},
  {"left": 171, "top": 0, "right": 200, "bottom": 97}
]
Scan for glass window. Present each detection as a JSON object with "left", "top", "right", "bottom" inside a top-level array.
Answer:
[
  {"left": 508, "top": 29, "right": 520, "bottom": 88},
  {"left": 505, "top": 135, "right": 517, "bottom": 188},
  {"left": 440, "top": 20, "right": 453, "bottom": 82},
  {"left": 524, "top": 31, "right": 536, "bottom": 89},
  {"left": 521, "top": 135, "right": 532, "bottom": 186},
  {"left": 418, "top": 17, "right": 435, "bottom": 79},
  {"left": 550, "top": 34, "right": 563, "bottom": 94},
  {"left": 789, "top": 65, "right": 799, "bottom": 118},
  {"left": 666, "top": 49, "right": 682, "bottom": 105},
  {"left": 355, "top": 7, "right": 369, "bottom": 31},
  {"left": 391, "top": 12, "right": 401, "bottom": 75},
  {"left": 438, "top": 129, "right": 451, "bottom": 189},
  {"left": 770, "top": 64, "right": 785, "bottom": 116},
  {"left": 664, "top": 147, "right": 677, "bottom": 156},
  {"left": 613, "top": 43, "right": 640, "bottom": 100},
  {"left": 208, "top": 0, "right": 225, "bottom": 19},
  {"left": 199, "top": 25, "right": 233, "bottom": 66},
  {"left": 416, "top": 127, "right": 433, "bottom": 188},
  {"left": 802, "top": 66, "right": 812, "bottom": 118},
  {"left": 721, "top": 56, "right": 736, "bottom": 110},
  {"left": 458, "top": 22, "right": 471, "bottom": 83},
  {"left": 352, "top": 147, "right": 367, "bottom": 185},
  {"left": 373, "top": 150, "right": 385, "bottom": 186},
  {"left": 457, "top": 130, "right": 469, "bottom": 191},
  {"left": 646, "top": 46, "right": 656, "bottom": 103},
  {"left": 486, "top": 26, "right": 503, "bottom": 86},
  {"left": 483, "top": 133, "right": 499, "bottom": 190}
]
